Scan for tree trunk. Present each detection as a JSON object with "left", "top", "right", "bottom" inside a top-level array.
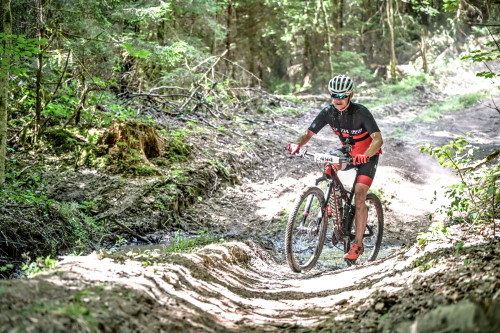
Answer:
[
  {"left": 300, "top": 3, "right": 316, "bottom": 91},
  {"left": 64, "top": 85, "right": 89, "bottom": 128},
  {"left": 225, "top": 0, "right": 233, "bottom": 79},
  {"left": 386, "top": 0, "right": 397, "bottom": 81},
  {"left": 321, "top": 0, "right": 334, "bottom": 77},
  {"left": 332, "top": 0, "right": 343, "bottom": 54},
  {"left": 0, "top": 0, "right": 12, "bottom": 185},
  {"left": 302, "top": 32, "right": 313, "bottom": 91},
  {"left": 359, "top": 0, "right": 375, "bottom": 65},
  {"left": 420, "top": 28, "right": 428, "bottom": 73},
  {"left": 35, "top": 0, "right": 45, "bottom": 139},
  {"left": 211, "top": 11, "right": 218, "bottom": 54}
]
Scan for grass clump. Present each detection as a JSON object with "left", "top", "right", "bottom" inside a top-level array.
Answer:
[
  {"left": 412, "top": 254, "right": 437, "bottom": 272},
  {"left": 164, "top": 229, "right": 224, "bottom": 253},
  {"left": 416, "top": 221, "right": 449, "bottom": 245},
  {"left": 21, "top": 256, "right": 58, "bottom": 276},
  {"left": 269, "top": 106, "right": 305, "bottom": 116},
  {"left": 367, "top": 73, "right": 430, "bottom": 108},
  {"left": 56, "top": 201, "right": 107, "bottom": 252},
  {"left": 418, "top": 91, "right": 485, "bottom": 122},
  {"left": 0, "top": 168, "right": 111, "bottom": 277}
]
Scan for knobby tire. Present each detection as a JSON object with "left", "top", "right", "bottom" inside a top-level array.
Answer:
[
  {"left": 285, "top": 186, "right": 328, "bottom": 273},
  {"left": 344, "top": 192, "right": 384, "bottom": 265}
]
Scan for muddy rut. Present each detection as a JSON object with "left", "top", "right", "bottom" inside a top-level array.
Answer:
[{"left": 0, "top": 96, "right": 499, "bottom": 332}]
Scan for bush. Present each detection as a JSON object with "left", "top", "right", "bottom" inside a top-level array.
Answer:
[{"left": 419, "top": 136, "right": 498, "bottom": 224}]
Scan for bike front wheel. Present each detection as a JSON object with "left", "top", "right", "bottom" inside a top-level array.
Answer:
[
  {"left": 285, "top": 186, "right": 328, "bottom": 273},
  {"left": 345, "top": 192, "right": 384, "bottom": 265}
]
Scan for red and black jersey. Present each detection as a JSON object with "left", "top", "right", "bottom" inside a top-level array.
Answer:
[{"left": 308, "top": 102, "right": 382, "bottom": 156}]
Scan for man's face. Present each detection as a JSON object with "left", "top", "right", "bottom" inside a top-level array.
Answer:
[{"left": 331, "top": 93, "right": 352, "bottom": 111}]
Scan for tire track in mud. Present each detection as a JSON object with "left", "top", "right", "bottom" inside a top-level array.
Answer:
[
  {"left": 0, "top": 238, "right": 417, "bottom": 332},
  {"left": 1, "top": 97, "right": 498, "bottom": 332}
]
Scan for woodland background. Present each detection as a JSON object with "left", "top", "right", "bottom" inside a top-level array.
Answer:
[
  {"left": 1, "top": 0, "right": 499, "bottom": 176},
  {"left": 0, "top": 0, "right": 499, "bottom": 277}
]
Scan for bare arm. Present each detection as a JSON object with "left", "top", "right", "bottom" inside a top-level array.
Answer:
[
  {"left": 364, "top": 132, "right": 383, "bottom": 157},
  {"left": 295, "top": 129, "right": 315, "bottom": 147}
]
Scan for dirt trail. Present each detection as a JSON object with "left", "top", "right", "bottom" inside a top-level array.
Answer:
[{"left": 1, "top": 96, "right": 499, "bottom": 332}]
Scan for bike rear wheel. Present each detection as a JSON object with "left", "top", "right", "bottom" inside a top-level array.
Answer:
[
  {"left": 345, "top": 192, "right": 384, "bottom": 265},
  {"left": 285, "top": 186, "right": 328, "bottom": 273}
]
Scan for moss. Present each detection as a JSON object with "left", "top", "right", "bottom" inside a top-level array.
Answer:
[
  {"left": 97, "top": 121, "right": 165, "bottom": 161},
  {"left": 80, "top": 145, "right": 102, "bottom": 167},
  {"left": 43, "top": 128, "right": 78, "bottom": 154},
  {"left": 150, "top": 156, "right": 170, "bottom": 167},
  {"left": 166, "top": 137, "right": 191, "bottom": 162},
  {"left": 131, "top": 165, "right": 160, "bottom": 176}
]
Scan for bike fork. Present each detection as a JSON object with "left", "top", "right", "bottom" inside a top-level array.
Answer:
[{"left": 299, "top": 194, "right": 319, "bottom": 227}]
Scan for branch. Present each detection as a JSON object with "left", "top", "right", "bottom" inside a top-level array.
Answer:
[
  {"left": 64, "top": 84, "right": 90, "bottom": 127},
  {"left": 148, "top": 86, "right": 190, "bottom": 93},
  {"left": 123, "top": 91, "right": 189, "bottom": 99},
  {"left": 106, "top": 218, "right": 150, "bottom": 243},
  {"left": 222, "top": 57, "right": 262, "bottom": 86},
  {"left": 191, "top": 81, "right": 219, "bottom": 115},
  {"left": 459, "top": 150, "right": 500, "bottom": 171},
  {"left": 178, "top": 50, "right": 228, "bottom": 113},
  {"left": 444, "top": 150, "right": 477, "bottom": 205},
  {"left": 489, "top": 96, "right": 500, "bottom": 114},
  {"left": 486, "top": 26, "right": 500, "bottom": 58},
  {"left": 227, "top": 87, "right": 297, "bottom": 106},
  {"left": 44, "top": 50, "right": 71, "bottom": 109},
  {"left": 467, "top": 23, "right": 500, "bottom": 27}
]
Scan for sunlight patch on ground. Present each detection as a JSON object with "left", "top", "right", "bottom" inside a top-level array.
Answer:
[
  {"left": 52, "top": 243, "right": 373, "bottom": 329},
  {"left": 376, "top": 165, "right": 456, "bottom": 223},
  {"left": 20, "top": 228, "right": 498, "bottom": 332},
  {"left": 434, "top": 61, "right": 498, "bottom": 95},
  {"left": 246, "top": 173, "right": 317, "bottom": 219},
  {"left": 281, "top": 263, "right": 386, "bottom": 293}
]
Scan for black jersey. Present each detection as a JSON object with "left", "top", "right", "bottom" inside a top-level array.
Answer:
[{"left": 308, "top": 102, "right": 382, "bottom": 156}]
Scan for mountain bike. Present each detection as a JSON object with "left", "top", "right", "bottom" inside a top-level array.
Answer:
[{"left": 285, "top": 150, "right": 384, "bottom": 273}]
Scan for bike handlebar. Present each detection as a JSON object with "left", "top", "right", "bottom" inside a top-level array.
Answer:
[{"left": 298, "top": 150, "right": 352, "bottom": 164}]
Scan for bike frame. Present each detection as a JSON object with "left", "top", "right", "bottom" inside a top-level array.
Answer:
[
  {"left": 302, "top": 164, "right": 374, "bottom": 240},
  {"left": 317, "top": 168, "right": 356, "bottom": 236}
]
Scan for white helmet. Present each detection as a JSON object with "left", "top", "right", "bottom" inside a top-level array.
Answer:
[{"left": 328, "top": 75, "right": 354, "bottom": 94}]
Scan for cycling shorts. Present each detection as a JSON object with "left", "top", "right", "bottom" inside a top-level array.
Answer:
[{"left": 344, "top": 155, "right": 379, "bottom": 187}]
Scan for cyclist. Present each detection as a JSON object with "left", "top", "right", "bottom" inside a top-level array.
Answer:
[{"left": 287, "top": 74, "right": 383, "bottom": 260}]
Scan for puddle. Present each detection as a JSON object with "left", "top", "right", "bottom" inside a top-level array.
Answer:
[
  {"left": 268, "top": 230, "right": 401, "bottom": 271},
  {"left": 317, "top": 243, "right": 401, "bottom": 269}
]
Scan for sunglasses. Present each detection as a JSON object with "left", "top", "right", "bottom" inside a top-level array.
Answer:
[{"left": 331, "top": 93, "right": 350, "bottom": 99}]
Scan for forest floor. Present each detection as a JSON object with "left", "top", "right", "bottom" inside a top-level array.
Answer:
[{"left": 1, "top": 89, "right": 499, "bottom": 332}]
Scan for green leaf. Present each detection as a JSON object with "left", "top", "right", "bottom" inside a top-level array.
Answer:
[
  {"left": 93, "top": 77, "right": 107, "bottom": 87},
  {"left": 135, "top": 49, "right": 151, "bottom": 59},
  {"left": 121, "top": 43, "right": 151, "bottom": 59},
  {"left": 36, "top": 38, "right": 49, "bottom": 45},
  {"left": 476, "top": 72, "right": 497, "bottom": 79}
]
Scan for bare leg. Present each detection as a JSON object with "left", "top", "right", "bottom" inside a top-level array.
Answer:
[{"left": 354, "top": 183, "right": 369, "bottom": 246}]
